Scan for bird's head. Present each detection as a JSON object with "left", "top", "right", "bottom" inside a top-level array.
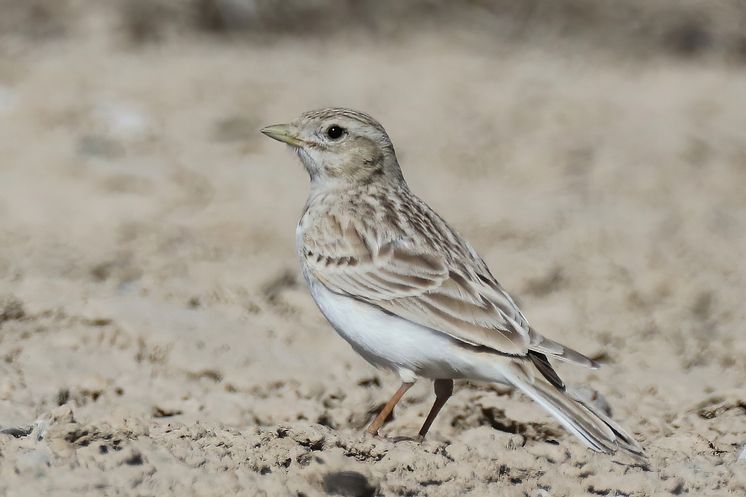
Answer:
[{"left": 261, "top": 108, "right": 404, "bottom": 187}]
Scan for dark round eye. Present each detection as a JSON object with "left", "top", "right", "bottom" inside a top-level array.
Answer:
[{"left": 325, "top": 125, "right": 345, "bottom": 140}]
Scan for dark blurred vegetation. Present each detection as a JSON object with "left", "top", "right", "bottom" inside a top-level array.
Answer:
[{"left": 1, "top": 0, "right": 745, "bottom": 63}]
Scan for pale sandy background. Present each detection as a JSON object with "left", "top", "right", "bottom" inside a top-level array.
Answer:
[{"left": 1, "top": 2, "right": 745, "bottom": 496}]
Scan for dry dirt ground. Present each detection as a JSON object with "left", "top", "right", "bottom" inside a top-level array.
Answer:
[{"left": 1, "top": 5, "right": 746, "bottom": 497}]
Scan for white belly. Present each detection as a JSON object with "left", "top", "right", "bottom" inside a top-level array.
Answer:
[{"left": 305, "top": 272, "right": 507, "bottom": 384}]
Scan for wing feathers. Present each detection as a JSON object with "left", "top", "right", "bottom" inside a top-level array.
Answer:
[
  {"left": 304, "top": 212, "right": 597, "bottom": 365},
  {"left": 304, "top": 217, "right": 531, "bottom": 355}
]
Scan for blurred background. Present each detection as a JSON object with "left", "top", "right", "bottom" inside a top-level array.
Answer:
[{"left": 1, "top": 2, "right": 745, "bottom": 496}]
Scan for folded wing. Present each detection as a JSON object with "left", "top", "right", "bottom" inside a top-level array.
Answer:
[{"left": 303, "top": 217, "right": 533, "bottom": 356}]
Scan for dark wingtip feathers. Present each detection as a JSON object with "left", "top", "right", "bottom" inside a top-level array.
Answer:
[{"left": 528, "top": 351, "right": 566, "bottom": 391}]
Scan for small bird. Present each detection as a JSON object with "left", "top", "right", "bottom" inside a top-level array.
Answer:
[{"left": 261, "top": 108, "right": 643, "bottom": 459}]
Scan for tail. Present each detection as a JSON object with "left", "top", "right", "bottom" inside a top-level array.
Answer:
[{"left": 505, "top": 364, "right": 645, "bottom": 461}]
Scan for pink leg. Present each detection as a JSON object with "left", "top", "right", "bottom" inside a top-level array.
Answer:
[
  {"left": 418, "top": 379, "right": 454, "bottom": 440},
  {"left": 366, "top": 382, "right": 414, "bottom": 435}
]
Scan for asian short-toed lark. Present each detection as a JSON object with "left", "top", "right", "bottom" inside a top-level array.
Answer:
[{"left": 261, "top": 108, "right": 643, "bottom": 459}]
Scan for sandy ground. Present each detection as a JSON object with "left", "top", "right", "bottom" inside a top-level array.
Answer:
[{"left": 1, "top": 9, "right": 746, "bottom": 497}]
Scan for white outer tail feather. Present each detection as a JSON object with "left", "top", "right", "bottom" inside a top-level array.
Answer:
[{"left": 505, "top": 367, "right": 645, "bottom": 461}]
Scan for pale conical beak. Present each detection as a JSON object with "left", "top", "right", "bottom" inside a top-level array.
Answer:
[{"left": 260, "top": 124, "right": 305, "bottom": 147}]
